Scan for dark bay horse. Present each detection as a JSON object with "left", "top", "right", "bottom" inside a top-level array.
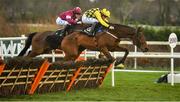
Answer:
[
  {"left": 61, "top": 24, "right": 148, "bottom": 65},
  {"left": 18, "top": 23, "right": 148, "bottom": 65}
]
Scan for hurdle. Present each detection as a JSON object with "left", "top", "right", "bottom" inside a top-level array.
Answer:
[
  {"left": 0, "top": 57, "right": 114, "bottom": 96},
  {"left": 0, "top": 64, "right": 5, "bottom": 75}
]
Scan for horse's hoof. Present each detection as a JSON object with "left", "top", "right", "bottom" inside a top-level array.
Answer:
[
  {"left": 98, "top": 54, "right": 106, "bottom": 59},
  {"left": 108, "top": 59, "right": 116, "bottom": 63},
  {"left": 116, "top": 63, "right": 125, "bottom": 69}
]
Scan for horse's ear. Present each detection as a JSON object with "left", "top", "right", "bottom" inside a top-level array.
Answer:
[
  {"left": 136, "top": 27, "right": 143, "bottom": 36},
  {"left": 137, "top": 27, "right": 143, "bottom": 33}
]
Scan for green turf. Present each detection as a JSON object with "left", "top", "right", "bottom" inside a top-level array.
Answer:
[{"left": 1, "top": 72, "right": 180, "bottom": 101}]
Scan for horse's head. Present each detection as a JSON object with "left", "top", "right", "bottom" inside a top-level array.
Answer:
[{"left": 132, "top": 27, "right": 148, "bottom": 52}]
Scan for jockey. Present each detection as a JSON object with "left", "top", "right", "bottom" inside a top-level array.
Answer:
[
  {"left": 56, "top": 7, "right": 82, "bottom": 35},
  {"left": 82, "top": 8, "right": 114, "bottom": 36}
]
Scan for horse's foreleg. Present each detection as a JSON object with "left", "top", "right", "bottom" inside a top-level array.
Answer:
[
  {"left": 114, "top": 46, "right": 129, "bottom": 66},
  {"left": 98, "top": 52, "right": 106, "bottom": 59},
  {"left": 100, "top": 47, "right": 115, "bottom": 62}
]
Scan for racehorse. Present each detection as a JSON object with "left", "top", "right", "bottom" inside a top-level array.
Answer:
[
  {"left": 18, "top": 23, "right": 148, "bottom": 66},
  {"left": 18, "top": 24, "right": 91, "bottom": 56}
]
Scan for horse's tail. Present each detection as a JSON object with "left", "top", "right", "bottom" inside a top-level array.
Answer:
[{"left": 18, "top": 32, "right": 37, "bottom": 56}]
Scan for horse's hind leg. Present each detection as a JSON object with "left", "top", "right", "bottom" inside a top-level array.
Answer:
[
  {"left": 64, "top": 48, "right": 84, "bottom": 62},
  {"left": 61, "top": 38, "right": 80, "bottom": 61},
  {"left": 63, "top": 47, "right": 79, "bottom": 61},
  {"left": 63, "top": 52, "right": 79, "bottom": 62},
  {"left": 64, "top": 54, "right": 77, "bottom": 61}
]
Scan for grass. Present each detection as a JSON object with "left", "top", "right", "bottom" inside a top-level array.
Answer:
[
  {"left": 124, "top": 66, "right": 180, "bottom": 71},
  {"left": 1, "top": 72, "right": 180, "bottom": 101}
]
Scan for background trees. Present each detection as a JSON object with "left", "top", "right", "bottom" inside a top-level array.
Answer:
[
  {"left": 0, "top": 0, "right": 180, "bottom": 37},
  {"left": 0, "top": 0, "right": 179, "bottom": 25}
]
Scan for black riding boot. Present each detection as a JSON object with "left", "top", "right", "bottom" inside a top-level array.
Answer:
[
  {"left": 62, "top": 24, "right": 71, "bottom": 36},
  {"left": 88, "top": 23, "right": 100, "bottom": 36}
]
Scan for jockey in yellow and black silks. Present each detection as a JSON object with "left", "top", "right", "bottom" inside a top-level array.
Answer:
[{"left": 82, "top": 8, "right": 114, "bottom": 36}]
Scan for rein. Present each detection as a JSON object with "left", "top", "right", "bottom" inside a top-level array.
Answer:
[{"left": 105, "top": 31, "right": 118, "bottom": 40}]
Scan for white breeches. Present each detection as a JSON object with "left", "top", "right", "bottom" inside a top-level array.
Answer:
[
  {"left": 56, "top": 17, "right": 69, "bottom": 26},
  {"left": 82, "top": 14, "right": 99, "bottom": 24}
]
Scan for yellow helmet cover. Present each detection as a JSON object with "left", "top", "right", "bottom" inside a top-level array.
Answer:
[{"left": 101, "top": 8, "right": 110, "bottom": 18}]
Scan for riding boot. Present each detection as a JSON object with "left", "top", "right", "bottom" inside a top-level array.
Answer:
[
  {"left": 62, "top": 24, "right": 71, "bottom": 36},
  {"left": 88, "top": 23, "right": 99, "bottom": 36},
  {"left": 94, "top": 23, "right": 101, "bottom": 34}
]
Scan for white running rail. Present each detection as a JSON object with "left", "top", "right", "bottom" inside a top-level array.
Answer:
[{"left": 0, "top": 35, "right": 180, "bottom": 87}]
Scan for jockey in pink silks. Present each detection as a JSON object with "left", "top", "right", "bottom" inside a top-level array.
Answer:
[{"left": 56, "top": 7, "right": 82, "bottom": 35}]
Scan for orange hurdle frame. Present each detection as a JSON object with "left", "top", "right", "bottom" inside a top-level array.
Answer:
[
  {"left": 66, "top": 54, "right": 86, "bottom": 92},
  {"left": 99, "top": 61, "right": 115, "bottom": 85},
  {"left": 0, "top": 64, "right": 5, "bottom": 75},
  {"left": 29, "top": 60, "right": 50, "bottom": 94}
]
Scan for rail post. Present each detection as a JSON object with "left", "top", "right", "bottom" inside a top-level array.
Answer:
[{"left": 168, "top": 33, "right": 178, "bottom": 86}]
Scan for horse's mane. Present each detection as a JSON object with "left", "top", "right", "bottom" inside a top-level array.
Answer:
[{"left": 109, "top": 23, "right": 137, "bottom": 36}]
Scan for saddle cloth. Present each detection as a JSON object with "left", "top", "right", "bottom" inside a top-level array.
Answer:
[{"left": 82, "top": 26, "right": 103, "bottom": 36}]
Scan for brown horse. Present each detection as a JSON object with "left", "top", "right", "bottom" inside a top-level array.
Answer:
[
  {"left": 61, "top": 24, "right": 148, "bottom": 65},
  {"left": 18, "top": 23, "right": 148, "bottom": 65},
  {"left": 18, "top": 24, "right": 91, "bottom": 56}
]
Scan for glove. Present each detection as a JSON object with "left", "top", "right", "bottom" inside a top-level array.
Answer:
[
  {"left": 109, "top": 26, "right": 114, "bottom": 30},
  {"left": 77, "top": 21, "right": 82, "bottom": 24}
]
